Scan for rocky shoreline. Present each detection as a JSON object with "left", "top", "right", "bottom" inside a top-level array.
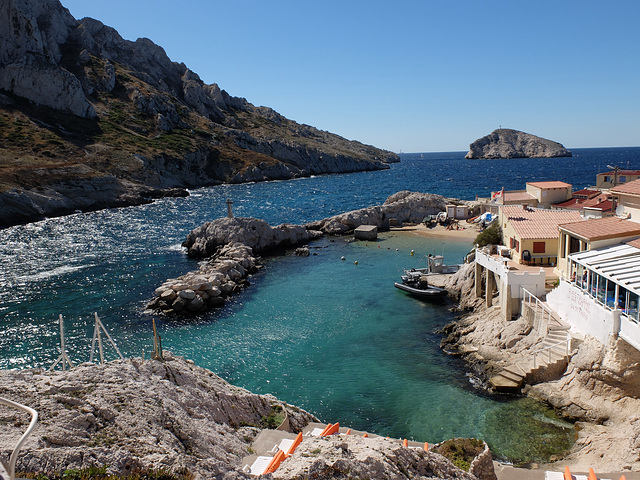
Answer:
[
  {"left": 0, "top": 354, "right": 493, "bottom": 480},
  {"left": 438, "top": 261, "right": 640, "bottom": 473}
]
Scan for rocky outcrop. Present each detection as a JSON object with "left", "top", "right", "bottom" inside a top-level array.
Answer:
[
  {"left": 183, "top": 217, "right": 323, "bottom": 258},
  {"left": 465, "top": 129, "right": 572, "bottom": 159},
  {"left": 306, "top": 191, "right": 456, "bottom": 235},
  {"left": 273, "top": 435, "right": 477, "bottom": 480},
  {"left": 0, "top": 0, "right": 399, "bottom": 228},
  {"left": 0, "top": 353, "right": 317, "bottom": 479}
]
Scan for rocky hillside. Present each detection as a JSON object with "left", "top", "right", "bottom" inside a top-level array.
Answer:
[
  {"left": 465, "top": 129, "right": 572, "bottom": 159},
  {"left": 0, "top": 0, "right": 398, "bottom": 228},
  {"left": 0, "top": 354, "right": 483, "bottom": 479},
  {"left": 0, "top": 353, "right": 317, "bottom": 479}
]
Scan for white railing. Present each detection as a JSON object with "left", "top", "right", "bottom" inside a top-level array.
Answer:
[
  {"left": 0, "top": 397, "right": 38, "bottom": 480},
  {"left": 521, "top": 287, "right": 555, "bottom": 335},
  {"left": 531, "top": 338, "right": 571, "bottom": 369}
]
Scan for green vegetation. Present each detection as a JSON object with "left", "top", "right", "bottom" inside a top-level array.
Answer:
[
  {"left": 19, "top": 465, "right": 194, "bottom": 480},
  {"left": 432, "top": 438, "right": 485, "bottom": 472},
  {"left": 260, "top": 404, "right": 286, "bottom": 429},
  {"left": 473, "top": 220, "right": 502, "bottom": 247}
]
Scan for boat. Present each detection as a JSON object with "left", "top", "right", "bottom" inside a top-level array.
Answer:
[
  {"left": 403, "top": 255, "right": 461, "bottom": 277},
  {"left": 394, "top": 273, "right": 447, "bottom": 298}
]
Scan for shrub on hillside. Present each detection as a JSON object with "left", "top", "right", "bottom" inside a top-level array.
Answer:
[{"left": 473, "top": 220, "right": 502, "bottom": 247}]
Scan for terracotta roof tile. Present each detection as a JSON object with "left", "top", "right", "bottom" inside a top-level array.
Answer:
[
  {"left": 559, "top": 217, "right": 640, "bottom": 241},
  {"left": 501, "top": 206, "right": 583, "bottom": 239},
  {"left": 611, "top": 178, "right": 640, "bottom": 196},
  {"left": 572, "top": 189, "right": 600, "bottom": 198},
  {"left": 627, "top": 237, "right": 640, "bottom": 249},
  {"left": 504, "top": 191, "right": 536, "bottom": 202},
  {"left": 527, "top": 181, "right": 572, "bottom": 189}
]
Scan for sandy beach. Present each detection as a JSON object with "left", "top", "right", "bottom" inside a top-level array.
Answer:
[{"left": 391, "top": 221, "right": 483, "bottom": 241}]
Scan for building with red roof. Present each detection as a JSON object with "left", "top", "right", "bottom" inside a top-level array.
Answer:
[{"left": 596, "top": 170, "right": 640, "bottom": 189}]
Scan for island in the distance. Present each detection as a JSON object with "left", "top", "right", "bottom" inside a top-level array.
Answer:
[{"left": 465, "top": 128, "right": 572, "bottom": 159}]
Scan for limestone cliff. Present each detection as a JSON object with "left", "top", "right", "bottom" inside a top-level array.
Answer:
[
  {"left": 465, "top": 129, "right": 572, "bottom": 159},
  {"left": 0, "top": 0, "right": 398, "bottom": 228}
]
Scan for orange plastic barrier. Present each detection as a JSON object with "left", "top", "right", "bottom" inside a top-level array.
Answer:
[
  {"left": 363, "top": 433, "right": 368, "bottom": 438},
  {"left": 345, "top": 428, "right": 352, "bottom": 435},
  {"left": 264, "top": 450, "right": 286, "bottom": 474},
  {"left": 424, "top": 442, "right": 429, "bottom": 451},
  {"left": 403, "top": 439, "right": 408, "bottom": 447},
  {"left": 319, "top": 423, "right": 333, "bottom": 436},
  {"left": 589, "top": 468, "right": 597, "bottom": 480},
  {"left": 286, "top": 432, "right": 303, "bottom": 456},
  {"left": 322, "top": 422, "right": 340, "bottom": 436},
  {"left": 564, "top": 466, "right": 572, "bottom": 480},
  {"left": 620, "top": 476, "right": 626, "bottom": 480}
]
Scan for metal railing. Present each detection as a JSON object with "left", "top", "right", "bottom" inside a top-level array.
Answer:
[
  {"left": 521, "top": 287, "right": 555, "bottom": 335},
  {"left": 0, "top": 397, "right": 38, "bottom": 480},
  {"left": 531, "top": 338, "right": 571, "bottom": 369}
]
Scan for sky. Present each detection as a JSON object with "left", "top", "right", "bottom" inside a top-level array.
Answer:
[{"left": 60, "top": 0, "right": 640, "bottom": 153}]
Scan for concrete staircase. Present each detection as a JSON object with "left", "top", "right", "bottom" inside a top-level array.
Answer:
[{"left": 489, "top": 306, "right": 572, "bottom": 392}]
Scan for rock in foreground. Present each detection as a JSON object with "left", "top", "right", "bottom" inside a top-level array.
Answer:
[
  {"left": 274, "top": 435, "right": 479, "bottom": 480},
  {"left": 465, "top": 129, "right": 572, "bottom": 159},
  {"left": 0, "top": 353, "right": 317, "bottom": 479}
]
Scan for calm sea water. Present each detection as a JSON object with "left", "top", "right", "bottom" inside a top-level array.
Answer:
[{"left": 2, "top": 147, "right": 639, "bottom": 463}]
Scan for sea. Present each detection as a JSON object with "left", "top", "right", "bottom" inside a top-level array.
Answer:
[{"left": 2, "top": 146, "right": 640, "bottom": 464}]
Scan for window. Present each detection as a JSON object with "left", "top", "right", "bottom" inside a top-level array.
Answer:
[
  {"left": 533, "top": 242, "right": 545, "bottom": 254},
  {"left": 514, "top": 240, "right": 520, "bottom": 253},
  {"left": 628, "top": 291, "right": 639, "bottom": 324},
  {"left": 569, "top": 236, "right": 581, "bottom": 254},
  {"left": 620, "top": 176, "right": 626, "bottom": 183}
]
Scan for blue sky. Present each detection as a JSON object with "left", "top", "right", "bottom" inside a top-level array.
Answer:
[{"left": 61, "top": 0, "right": 639, "bottom": 153}]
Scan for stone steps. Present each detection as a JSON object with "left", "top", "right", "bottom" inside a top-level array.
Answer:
[{"left": 489, "top": 328, "right": 571, "bottom": 393}]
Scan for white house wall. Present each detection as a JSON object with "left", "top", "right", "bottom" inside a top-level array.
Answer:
[{"left": 547, "top": 280, "right": 615, "bottom": 345}]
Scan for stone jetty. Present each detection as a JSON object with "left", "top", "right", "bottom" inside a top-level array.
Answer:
[
  {"left": 146, "top": 242, "right": 258, "bottom": 315},
  {"left": 147, "top": 191, "right": 477, "bottom": 316}
]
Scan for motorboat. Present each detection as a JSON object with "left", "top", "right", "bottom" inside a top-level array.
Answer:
[{"left": 394, "top": 272, "right": 447, "bottom": 298}]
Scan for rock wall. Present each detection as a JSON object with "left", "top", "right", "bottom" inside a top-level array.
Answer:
[
  {"left": 465, "top": 129, "right": 572, "bottom": 159},
  {"left": 0, "top": 353, "right": 317, "bottom": 479}
]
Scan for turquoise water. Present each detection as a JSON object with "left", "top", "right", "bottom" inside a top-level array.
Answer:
[{"left": 4, "top": 148, "right": 640, "bottom": 462}]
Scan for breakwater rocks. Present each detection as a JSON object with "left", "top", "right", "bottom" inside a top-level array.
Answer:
[
  {"left": 146, "top": 242, "right": 258, "bottom": 315},
  {"left": 0, "top": 353, "right": 317, "bottom": 479},
  {"left": 465, "top": 129, "right": 572, "bottom": 159}
]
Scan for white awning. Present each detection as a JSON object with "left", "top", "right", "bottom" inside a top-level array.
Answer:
[{"left": 570, "top": 243, "right": 640, "bottom": 292}]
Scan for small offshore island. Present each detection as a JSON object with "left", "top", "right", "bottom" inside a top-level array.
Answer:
[{"left": 465, "top": 129, "right": 572, "bottom": 159}]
